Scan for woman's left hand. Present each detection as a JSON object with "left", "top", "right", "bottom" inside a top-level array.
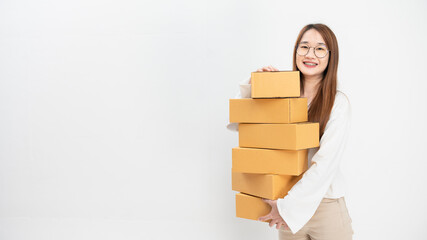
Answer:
[{"left": 258, "top": 199, "right": 289, "bottom": 230}]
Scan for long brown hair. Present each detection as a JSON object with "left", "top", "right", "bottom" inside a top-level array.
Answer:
[{"left": 292, "top": 23, "right": 339, "bottom": 138}]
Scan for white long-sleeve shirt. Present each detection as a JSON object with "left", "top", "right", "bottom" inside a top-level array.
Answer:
[{"left": 227, "top": 77, "right": 352, "bottom": 234}]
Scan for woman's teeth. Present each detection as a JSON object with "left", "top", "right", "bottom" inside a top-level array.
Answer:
[{"left": 304, "top": 62, "right": 317, "bottom": 66}]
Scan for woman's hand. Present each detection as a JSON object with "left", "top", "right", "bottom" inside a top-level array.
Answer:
[
  {"left": 258, "top": 199, "right": 289, "bottom": 230},
  {"left": 256, "top": 65, "right": 280, "bottom": 72},
  {"left": 250, "top": 65, "right": 279, "bottom": 84}
]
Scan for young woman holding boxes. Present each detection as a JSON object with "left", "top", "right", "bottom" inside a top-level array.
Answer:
[{"left": 228, "top": 23, "right": 354, "bottom": 239}]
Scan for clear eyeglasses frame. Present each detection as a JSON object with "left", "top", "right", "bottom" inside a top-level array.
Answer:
[{"left": 296, "top": 43, "right": 330, "bottom": 58}]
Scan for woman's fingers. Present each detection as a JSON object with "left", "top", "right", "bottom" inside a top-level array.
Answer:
[
  {"left": 258, "top": 213, "right": 272, "bottom": 222},
  {"left": 281, "top": 222, "right": 289, "bottom": 230},
  {"left": 256, "top": 66, "right": 280, "bottom": 72},
  {"left": 264, "top": 66, "right": 278, "bottom": 72},
  {"left": 276, "top": 222, "right": 283, "bottom": 230},
  {"left": 270, "top": 65, "right": 279, "bottom": 71},
  {"left": 269, "top": 218, "right": 278, "bottom": 228},
  {"left": 261, "top": 198, "right": 272, "bottom": 206}
]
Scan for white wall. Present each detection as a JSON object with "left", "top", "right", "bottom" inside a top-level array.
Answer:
[{"left": 1, "top": 0, "right": 426, "bottom": 239}]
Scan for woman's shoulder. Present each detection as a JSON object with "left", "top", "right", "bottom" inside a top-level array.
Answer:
[
  {"left": 336, "top": 90, "right": 349, "bottom": 102},
  {"left": 333, "top": 90, "right": 351, "bottom": 114}
]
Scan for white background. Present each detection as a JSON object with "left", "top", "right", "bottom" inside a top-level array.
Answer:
[{"left": 1, "top": 0, "right": 426, "bottom": 239}]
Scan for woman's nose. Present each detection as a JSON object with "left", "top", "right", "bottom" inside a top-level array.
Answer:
[{"left": 306, "top": 47, "right": 316, "bottom": 58}]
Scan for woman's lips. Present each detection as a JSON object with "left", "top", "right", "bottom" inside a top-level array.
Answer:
[{"left": 303, "top": 62, "right": 317, "bottom": 68}]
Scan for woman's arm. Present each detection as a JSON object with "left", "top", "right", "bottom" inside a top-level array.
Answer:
[
  {"left": 276, "top": 92, "right": 352, "bottom": 234},
  {"left": 238, "top": 77, "right": 251, "bottom": 98}
]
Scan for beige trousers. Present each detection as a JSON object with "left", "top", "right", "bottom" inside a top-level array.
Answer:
[{"left": 278, "top": 197, "right": 354, "bottom": 240}]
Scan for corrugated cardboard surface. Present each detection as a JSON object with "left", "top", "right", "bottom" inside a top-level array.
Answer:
[
  {"left": 231, "top": 171, "right": 303, "bottom": 200},
  {"left": 229, "top": 98, "right": 308, "bottom": 123},
  {"left": 251, "top": 71, "right": 300, "bottom": 98},
  {"left": 235, "top": 192, "right": 271, "bottom": 221},
  {"left": 239, "top": 122, "right": 319, "bottom": 150},
  {"left": 232, "top": 147, "right": 308, "bottom": 175}
]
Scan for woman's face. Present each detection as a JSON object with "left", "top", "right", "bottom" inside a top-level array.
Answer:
[{"left": 296, "top": 29, "right": 329, "bottom": 79}]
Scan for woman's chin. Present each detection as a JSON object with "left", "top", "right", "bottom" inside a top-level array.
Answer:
[{"left": 300, "top": 69, "right": 322, "bottom": 78}]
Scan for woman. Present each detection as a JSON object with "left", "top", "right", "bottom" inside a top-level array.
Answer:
[{"left": 227, "top": 23, "right": 354, "bottom": 239}]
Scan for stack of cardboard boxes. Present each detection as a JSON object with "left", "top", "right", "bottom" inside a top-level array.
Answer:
[{"left": 229, "top": 71, "right": 320, "bottom": 222}]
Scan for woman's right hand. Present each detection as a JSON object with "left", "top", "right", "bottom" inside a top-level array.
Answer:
[
  {"left": 250, "top": 65, "right": 279, "bottom": 83},
  {"left": 256, "top": 65, "right": 280, "bottom": 72}
]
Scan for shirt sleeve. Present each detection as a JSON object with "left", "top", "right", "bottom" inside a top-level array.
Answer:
[
  {"left": 276, "top": 92, "right": 352, "bottom": 234},
  {"left": 226, "top": 78, "right": 252, "bottom": 131}
]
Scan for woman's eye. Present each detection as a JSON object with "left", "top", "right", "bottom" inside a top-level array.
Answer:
[{"left": 300, "top": 46, "right": 308, "bottom": 49}]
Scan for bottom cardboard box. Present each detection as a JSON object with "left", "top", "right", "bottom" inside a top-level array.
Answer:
[{"left": 236, "top": 192, "right": 271, "bottom": 222}]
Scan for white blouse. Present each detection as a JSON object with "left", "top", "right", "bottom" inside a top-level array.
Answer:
[{"left": 227, "top": 77, "right": 352, "bottom": 234}]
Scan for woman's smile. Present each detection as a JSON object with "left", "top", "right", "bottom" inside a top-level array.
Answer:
[{"left": 303, "top": 61, "right": 318, "bottom": 68}]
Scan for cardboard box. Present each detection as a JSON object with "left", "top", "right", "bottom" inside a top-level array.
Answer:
[
  {"left": 229, "top": 98, "right": 307, "bottom": 123},
  {"left": 232, "top": 171, "right": 303, "bottom": 200},
  {"left": 251, "top": 71, "right": 300, "bottom": 98},
  {"left": 239, "top": 122, "right": 319, "bottom": 150},
  {"left": 236, "top": 192, "right": 271, "bottom": 221},
  {"left": 232, "top": 147, "right": 308, "bottom": 176}
]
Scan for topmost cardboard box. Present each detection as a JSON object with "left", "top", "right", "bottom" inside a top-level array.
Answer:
[{"left": 251, "top": 71, "right": 300, "bottom": 98}]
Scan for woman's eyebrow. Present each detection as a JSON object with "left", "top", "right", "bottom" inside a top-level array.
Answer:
[{"left": 300, "top": 41, "right": 326, "bottom": 45}]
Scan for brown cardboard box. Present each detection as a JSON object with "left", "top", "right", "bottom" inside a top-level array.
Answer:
[
  {"left": 229, "top": 98, "right": 307, "bottom": 123},
  {"left": 251, "top": 71, "right": 300, "bottom": 98},
  {"left": 239, "top": 122, "right": 319, "bottom": 150},
  {"left": 232, "top": 147, "right": 308, "bottom": 176},
  {"left": 231, "top": 171, "right": 303, "bottom": 200},
  {"left": 236, "top": 192, "right": 271, "bottom": 221}
]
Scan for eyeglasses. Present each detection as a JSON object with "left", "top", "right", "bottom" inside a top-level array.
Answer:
[{"left": 296, "top": 43, "right": 330, "bottom": 58}]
